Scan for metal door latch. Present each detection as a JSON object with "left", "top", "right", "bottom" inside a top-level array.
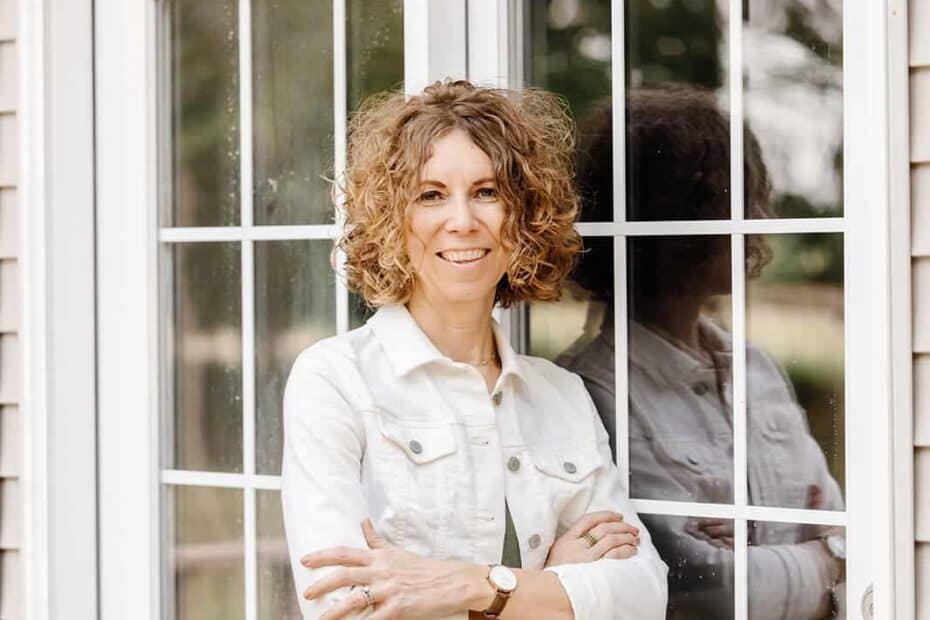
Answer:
[{"left": 861, "top": 583, "right": 873, "bottom": 619}]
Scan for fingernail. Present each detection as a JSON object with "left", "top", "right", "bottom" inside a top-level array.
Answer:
[
  {"left": 303, "top": 588, "right": 315, "bottom": 600},
  {"left": 301, "top": 555, "right": 313, "bottom": 567}
]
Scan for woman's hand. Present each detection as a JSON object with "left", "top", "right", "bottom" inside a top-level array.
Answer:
[
  {"left": 301, "top": 519, "right": 487, "bottom": 620},
  {"left": 544, "top": 511, "right": 640, "bottom": 567},
  {"left": 685, "top": 517, "right": 734, "bottom": 549}
]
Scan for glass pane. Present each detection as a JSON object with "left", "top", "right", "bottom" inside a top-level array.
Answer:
[
  {"left": 165, "top": 0, "right": 241, "bottom": 227},
  {"left": 625, "top": 0, "right": 729, "bottom": 222},
  {"left": 523, "top": 0, "right": 612, "bottom": 127},
  {"left": 744, "top": 0, "right": 844, "bottom": 218},
  {"left": 748, "top": 521, "right": 846, "bottom": 619},
  {"left": 642, "top": 513, "right": 735, "bottom": 619},
  {"left": 747, "top": 233, "right": 845, "bottom": 508},
  {"left": 625, "top": 0, "right": 727, "bottom": 91},
  {"left": 627, "top": 235, "right": 733, "bottom": 503},
  {"left": 523, "top": 0, "right": 613, "bottom": 223},
  {"left": 166, "top": 485, "right": 244, "bottom": 620},
  {"left": 256, "top": 241, "right": 337, "bottom": 475},
  {"left": 163, "top": 242, "right": 243, "bottom": 473},
  {"left": 252, "top": 0, "right": 334, "bottom": 226},
  {"left": 346, "top": 0, "right": 404, "bottom": 112},
  {"left": 532, "top": 237, "right": 616, "bottom": 454},
  {"left": 258, "top": 490, "right": 301, "bottom": 619},
  {"left": 349, "top": 291, "right": 375, "bottom": 330}
]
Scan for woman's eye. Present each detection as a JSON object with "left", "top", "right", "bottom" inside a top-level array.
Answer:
[
  {"left": 418, "top": 190, "right": 443, "bottom": 202},
  {"left": 476, "top": 187, "right": 498, "bottom": 199}
]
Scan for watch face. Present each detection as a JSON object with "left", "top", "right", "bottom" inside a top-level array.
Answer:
[
  {"left": 489, "top": 565, "right": 518, "bottom": 592},
  {"left": 826, "top": 534, "right": 847, "bottom": 560}
]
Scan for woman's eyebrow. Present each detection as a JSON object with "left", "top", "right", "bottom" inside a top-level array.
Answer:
[{"left": 420, "top": 177, "right": 496, "bottom": 188}]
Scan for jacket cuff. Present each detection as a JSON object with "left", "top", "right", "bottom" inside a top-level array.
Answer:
[{"left": 543, "top": 564, "right": 596, "bottom": 619}]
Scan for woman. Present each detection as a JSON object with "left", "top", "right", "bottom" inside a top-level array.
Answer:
[
  {"left": 558, "top": 88, "right": 845, "bottom": 618},
  {"left": 281, "top": 79, "right": 668, "bottom": 620}
]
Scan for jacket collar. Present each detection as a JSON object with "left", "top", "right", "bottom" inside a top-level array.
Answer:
[
  {"left": 627, "top": 315, "right": 733, "bottom": 385},
  {"left": 367, "top": 303, "right": 525, "bottom": 384}
]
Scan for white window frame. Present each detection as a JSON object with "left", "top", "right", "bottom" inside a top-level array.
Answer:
[
  {"left": 20, "top": 1, "right": 98, "bottom": 619},
  {"left": 92, "top": 1, "right": 899, "bottom": 619}
]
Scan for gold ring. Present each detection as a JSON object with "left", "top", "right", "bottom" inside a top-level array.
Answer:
[{"left": 581, "top": 531, "right": 599, "bottom": 548}]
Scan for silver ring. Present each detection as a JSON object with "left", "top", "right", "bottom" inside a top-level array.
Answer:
[{"left": 359, "top": 585, "right": 375, "bottom": 608}]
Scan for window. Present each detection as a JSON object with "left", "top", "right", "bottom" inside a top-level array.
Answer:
[
  {"left": 88, "top": 0, "right": 892, "bottom": 617},
  {"left": 515, "top": 1, "right": 849, "bottom": 616},
  {"left": 157, "top": 2, "right": 403, "bottom": 617}
]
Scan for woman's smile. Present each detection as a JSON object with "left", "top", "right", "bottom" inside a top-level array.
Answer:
[{"left": 436, "top": 248, "right": 492, "bottom": 265}]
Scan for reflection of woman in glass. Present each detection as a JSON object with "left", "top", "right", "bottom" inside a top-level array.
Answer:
[
  {"left": 559, "top": 89, "right": 845, "bottom": 619},
  {"left": 281, "top": 80, "right": 668, "bottom": 619}
]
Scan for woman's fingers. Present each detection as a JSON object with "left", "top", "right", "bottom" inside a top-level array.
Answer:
[
  {"left": 590, "top": 532, "right": 640, "bottom": 558},
  {"left": 700, "top": 523, "right": 732, "bottom": 539},
  {"left": 588, "top": 519, "right": 640, "bottom": 542},
  {"left": 567, "top": 510, "right": 624, "bottom": 538},
  {"left": 603, "top": 544, "right": 638, "bottom": 560},
  {"left": 301, "top": 546, "right": 371, "bottom": 569},
  {"left": 319, "top": 584, "right": 383, "bottom": 620},
  {"left": 304, "top": 567, "right": 372, "bottom": 601}
]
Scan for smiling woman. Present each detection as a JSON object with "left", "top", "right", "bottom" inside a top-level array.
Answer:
[
  {"left": 336, "top": 81, "right": 583, "bottom": 310},
  {"left": 280, "top": 79, "right": 668, "bottom": 620}
]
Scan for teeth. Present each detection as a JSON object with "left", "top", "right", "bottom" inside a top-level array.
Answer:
[{"left": 439, "top": 249, "right": 488, "bottom": 263}]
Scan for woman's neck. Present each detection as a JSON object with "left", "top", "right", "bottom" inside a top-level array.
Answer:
[
  {"left": 632, "top": 294, "right": 704, "bottom": 350},
  {"left": 405, "top": 292, "right": 498, "bottom": 365}
]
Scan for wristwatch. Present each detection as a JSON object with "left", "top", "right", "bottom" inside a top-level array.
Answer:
[
  {"left": 482, "top": 564, "right": 518, "bottom": 618},
  {"left": 819, "top": 533, "right": 847, "bottom": 561}
]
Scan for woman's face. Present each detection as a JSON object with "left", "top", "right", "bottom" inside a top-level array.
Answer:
[{"left": 405, "top": 127, "right": 510, "bottom": 308}]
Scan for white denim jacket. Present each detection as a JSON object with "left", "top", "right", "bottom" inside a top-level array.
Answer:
[
  {"left": 558, "top": 314, "right": 844, "bottom": 619},
  {"left": 281, "top": 304, "right": 668, "bottom": 619}
]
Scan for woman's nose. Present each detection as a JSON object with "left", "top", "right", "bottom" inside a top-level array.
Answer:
[{"left": 444, "top": 193, "right": 479, "bottom": 232}]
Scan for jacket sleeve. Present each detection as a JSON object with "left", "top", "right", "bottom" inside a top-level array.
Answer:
[
  {"left": 280, "top": 345, "right": 374, "bottom": 620},
  {"left": 541, "top": 374, "right": 669, "bottom": 620},
  {"left": 622, "top": 389, "right": 839, "bottom": 620}
]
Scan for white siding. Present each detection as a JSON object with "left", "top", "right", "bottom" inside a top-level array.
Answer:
[
  {"left": 0, "top": 0, "right": 19, "bottom": 617},
  {"left": 912, "top": 0, "right": 930, "bottom": 615}
]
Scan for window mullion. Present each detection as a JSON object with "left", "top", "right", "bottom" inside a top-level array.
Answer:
[
  {"left": 611, "top": 0, "right": 630, "bottom": 485},
  {"left": 728, "top": 0, "right": 748, "bottom": 617},
  {"left": 334, "top": 0, "right": 349, "bottom": 335},
  {"left": 237, "top": 1, "right": 257, "bottom": 619}
]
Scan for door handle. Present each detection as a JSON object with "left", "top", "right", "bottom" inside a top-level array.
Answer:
[{"left": 861, "top": 583, "right": 873, "bottom": 619}]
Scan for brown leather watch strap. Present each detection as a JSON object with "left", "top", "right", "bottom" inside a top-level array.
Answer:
[{"left": 482, "top": 588, "right": 512, "bottom": 618}]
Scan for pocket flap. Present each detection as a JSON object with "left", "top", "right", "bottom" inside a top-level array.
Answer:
[
  {"left": 532, "top": 445, "right": 603, "bottom": 483},
  {"left": 376, "top": 415, "right": 458, "bottom": 465}
]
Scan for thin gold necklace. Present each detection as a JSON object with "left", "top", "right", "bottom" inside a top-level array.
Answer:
[{"left": 467, "top": 350, "right": 500, "bottom": 367}]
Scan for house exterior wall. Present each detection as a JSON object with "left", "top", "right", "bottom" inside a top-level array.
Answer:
[
  {"left": 912, "top": 0, "right": 930, "bottom": 617},
  {"left": 0, "top": 0, "right": 19, "bottom": 618}
]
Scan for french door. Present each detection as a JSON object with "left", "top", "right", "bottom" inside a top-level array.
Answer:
[{"left": 95, "top": 1, "right": 895, "bottom": 618}]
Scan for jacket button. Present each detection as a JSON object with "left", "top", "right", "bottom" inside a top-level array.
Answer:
[
  {"left": 563, "top": 461, "right": 577, "bottom": 474},
  {"left": 528, "top": 534, "right": 541, "bottom": 549},
  {"left": 507, "top": 456, "right": 521, "bottom": 472},
  {"left": 692, "top": 382, "right": 709, "bottom": 396},
  {"left": 492, "top": 391, "right": 503, "bottom": 406},
  {"left": 408, "top": 440, "right": 423, "bottom": 454}
]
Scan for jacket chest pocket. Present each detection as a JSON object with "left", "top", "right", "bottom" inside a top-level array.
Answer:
[
  {"left": 530, "top": 443, "right": 604, "bottom": 517},
  {"left": 749, "top": 403, "right": 815, "bottom": 508},
  {"left": 370, "top": 413, "right": 462, "bottom": 550}
]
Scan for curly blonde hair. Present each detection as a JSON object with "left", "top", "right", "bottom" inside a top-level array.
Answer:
[{"left": 334, "top": 78, "right": 583, "bottom": 308}]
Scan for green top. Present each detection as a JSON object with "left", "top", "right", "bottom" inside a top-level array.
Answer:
[{"left": 501, "top": 500, "right": 522, "bottom": 568}]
